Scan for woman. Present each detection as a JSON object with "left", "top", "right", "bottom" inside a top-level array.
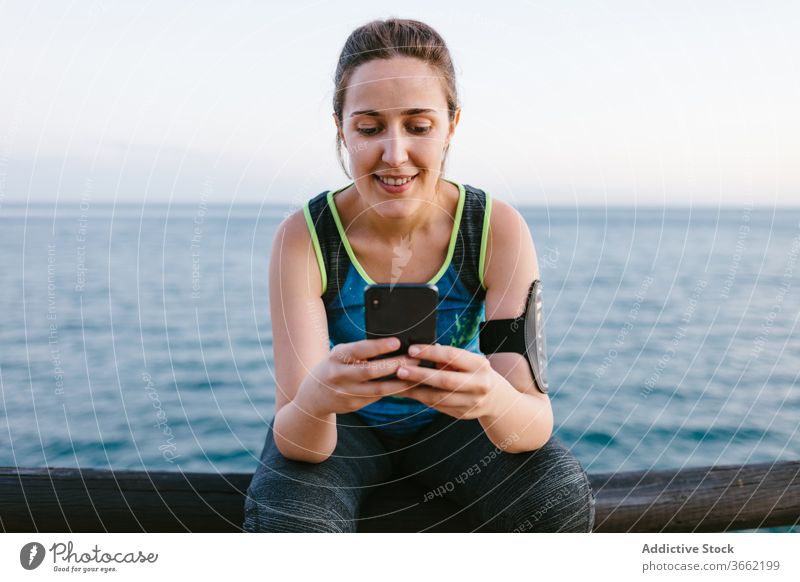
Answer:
[{"left": 243, "top": 18, "right": 595, "bottom": 533}]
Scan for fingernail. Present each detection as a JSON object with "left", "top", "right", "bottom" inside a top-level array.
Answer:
[
  {"left": 389, "top": 338, "right": 400, "bottom": 348},
  {"left": 408, "top": 346, "right": 420, "bottom": 356},
  {"left": 397, "top": 367, "right": 409, "bottom": 378}
]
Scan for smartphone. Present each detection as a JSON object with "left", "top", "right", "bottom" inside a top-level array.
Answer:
[{"left": 364, "top": 283, "right": 438, "bottom": 380}]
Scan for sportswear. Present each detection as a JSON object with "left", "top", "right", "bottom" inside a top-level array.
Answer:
[{"left": 302, "top": 179, "right": 492, "bottom": 437}]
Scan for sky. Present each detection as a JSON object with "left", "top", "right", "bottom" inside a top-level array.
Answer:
[{"left": 0, "top": 0, "right": 798, "bottom": 207}]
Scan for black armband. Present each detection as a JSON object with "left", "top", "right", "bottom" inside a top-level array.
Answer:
[{"left": 479, "top": 279, "right": 549, "bottom": 394}]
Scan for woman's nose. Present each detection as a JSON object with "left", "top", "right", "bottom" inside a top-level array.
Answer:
[{"left": 380, "top": 130, "right": 409, "bottom": 167}]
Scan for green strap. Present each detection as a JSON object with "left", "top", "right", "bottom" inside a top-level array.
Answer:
[
  {"left": 303, "top": 202, "right": 327, "bottom": 295},
  {"left": 478, "top": 190, "right": 492, "bottom": 290}
]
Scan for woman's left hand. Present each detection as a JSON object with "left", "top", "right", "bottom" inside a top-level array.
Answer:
[{"left": 396, "top": 343, "right": 514, "bottom": 420}]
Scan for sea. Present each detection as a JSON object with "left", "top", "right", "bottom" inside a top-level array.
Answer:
[{"left": 1, "top": 201, "right": 798, "bottom": 532}]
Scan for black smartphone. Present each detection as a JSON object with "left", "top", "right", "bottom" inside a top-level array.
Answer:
[{"left": 364, "top": 283, "right": 438, "bottom": 380}]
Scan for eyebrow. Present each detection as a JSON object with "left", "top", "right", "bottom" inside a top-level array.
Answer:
[{"left": 349, "top": 108, "right": 436, "bottom": 118}]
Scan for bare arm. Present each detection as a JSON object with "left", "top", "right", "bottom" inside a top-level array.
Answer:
[
  {"left": 269, "top": 211, "right": 338, "bottom": 463},
  {"left": 479, "top": 199, "right": 554, "bottom": 452}
]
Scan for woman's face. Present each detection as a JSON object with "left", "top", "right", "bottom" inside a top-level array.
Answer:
[{"left": 336, "top": 56, "right": 460, "bottom": 218}]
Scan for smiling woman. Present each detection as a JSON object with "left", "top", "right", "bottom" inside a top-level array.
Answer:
[
  {"left": 333, "top": 54, "right": 461, "bottom": 237},
  {"left": 242, "top": 17, "right": 595, "bottom": 533}
]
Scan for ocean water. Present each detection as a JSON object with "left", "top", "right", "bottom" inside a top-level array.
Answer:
[{"left": 1, "top": 201, "right": 798, "bottom": 530}]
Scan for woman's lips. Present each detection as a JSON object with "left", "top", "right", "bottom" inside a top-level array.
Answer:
[{"left": 373, "top": 174, "right": 417, "bottom": 194}]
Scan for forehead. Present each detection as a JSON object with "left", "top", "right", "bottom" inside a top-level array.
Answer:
[{"left": 344, "top": 56, "right": 448, "bottom": 115}]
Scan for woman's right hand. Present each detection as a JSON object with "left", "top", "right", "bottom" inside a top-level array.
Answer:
[{"left": 295, "top": 337, "right": 419, "bottom": 417}]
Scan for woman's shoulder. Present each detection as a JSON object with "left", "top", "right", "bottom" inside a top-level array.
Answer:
[
  {"left": 461, "top": 183, "right": 520, "bottom": 217},
  {"left": 272, "top": 206, "right": 315, "bottom": 254},
  {"left": 278, "top": 186, "right": 337, "bottom": 242},
  {"left": 459, "top": 184, "right": 526, "bottom": 232},
  {"left": 269, "top": 206, "right": 326, "bottom": 295},
  {"left": 481, "top": 193, "right": 537, "bottom": 289},
  {"left": 487, "top": 195, "right": 525, "bottom": 226},
  {"left": 488, "top": 195, "right": 532, "bottom": 249}
]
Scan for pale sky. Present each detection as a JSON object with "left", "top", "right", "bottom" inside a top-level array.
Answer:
[{"left": 1, "top": 0, "right": 798, "bottom": 207}]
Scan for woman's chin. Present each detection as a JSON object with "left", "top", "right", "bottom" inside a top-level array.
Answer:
[{"left": 371, "top": 198, "right": 420, "bottom": 219}]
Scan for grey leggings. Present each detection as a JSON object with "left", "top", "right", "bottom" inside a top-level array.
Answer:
[{"left": 243, "top": 411, "right": 595, "bottom": 532}]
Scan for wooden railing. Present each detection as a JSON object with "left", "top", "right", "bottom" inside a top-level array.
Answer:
[{"left": 1, "top": 461, "right": 798, "bottom": 532}]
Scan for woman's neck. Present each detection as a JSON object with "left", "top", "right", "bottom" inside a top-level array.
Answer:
[{"left": 344, "top": 180, "right": 456, "bottom": 244}]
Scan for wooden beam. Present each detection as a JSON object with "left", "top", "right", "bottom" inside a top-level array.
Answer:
[
  {"left": 590, "top": 460, "right": 800, "bottom": 532},
  {"left": 1, "top": 461, "right": 797, "bottom": 532}
]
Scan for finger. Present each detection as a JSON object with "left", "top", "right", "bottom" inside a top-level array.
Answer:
[
  {"left": 403, "top": 385, "right": 473, "bottom": 408},
  {"left": 374, "top": 379, "right": 419, "bottom": 397},
  {"left": 337, "top": 379, "right": 415, "bottom": 399},
  {"left": 407, "top": 343, "right": 485, "bottom": 371},
  {"left": 355, "top": 356, "right": 421, "bottom": 382},
  {"left": 397, "top": 364, "right": 473, "bottom": 392},
  {"left": 333, "top": 337, "right": 400, "bottom": 364},
  {"left": 323, "top": 381, "right": 408, "bottom": 400}
]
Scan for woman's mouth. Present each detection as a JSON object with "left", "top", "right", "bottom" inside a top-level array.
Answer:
[{"left": 373, "top": 173, "right": 418, "bottom": 193}]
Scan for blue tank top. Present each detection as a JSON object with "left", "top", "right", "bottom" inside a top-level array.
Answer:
[{"left": 303, "top": 179, "right": 493, "bottom": 437}]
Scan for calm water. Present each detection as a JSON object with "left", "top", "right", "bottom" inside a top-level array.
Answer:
[{"left": 1, "top": 201, "right": 798, "bottom": 529}]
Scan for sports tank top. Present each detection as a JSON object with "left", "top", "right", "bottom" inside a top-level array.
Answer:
[{"left": 303, "top": 179, "right": 493, "bottom": 437}]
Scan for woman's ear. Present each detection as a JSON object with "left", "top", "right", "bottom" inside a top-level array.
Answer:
[
  {"left": 333, "top": 113, "right": 346, "bottom": 146},
  {"left": 446, "top": 107, "right": 461, "bottom": 145},
  {"left": 442, "top": 107, "right": 461, "bottom": 155}
]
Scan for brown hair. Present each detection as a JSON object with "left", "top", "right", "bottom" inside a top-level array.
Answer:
[{"left": 333, "top": 18, "right": 459, "bottom": 179}]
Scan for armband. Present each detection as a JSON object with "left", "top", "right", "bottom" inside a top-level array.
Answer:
[{"left": 478, "top": 279, "right": 549, "bottom": 394}]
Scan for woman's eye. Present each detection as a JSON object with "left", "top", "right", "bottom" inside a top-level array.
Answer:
[{"left": 356, "top": 125, "right": 432, "bottom": 136}]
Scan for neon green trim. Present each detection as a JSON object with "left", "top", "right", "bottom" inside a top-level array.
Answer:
[
  {"left": 478, "top": 190, "right": 492, "bottom": 290},
  {"left": 326, "top": 179, "right": 466, "bottom": 285},
  {"left": 326, "top": 183, "right": 373, "bottom": 283},
  {"left": 303, "top": 202, "right": 327, "bottom": 295},
  {"left": 427, "top": 178, "right": 465, "bottom": 285}
]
